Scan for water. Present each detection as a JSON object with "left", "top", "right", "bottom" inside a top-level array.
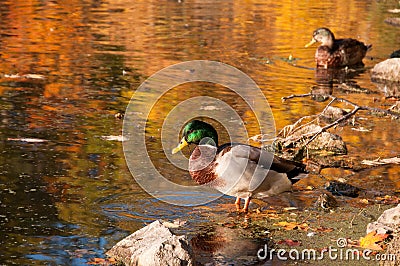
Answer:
[{"left": 1, "top": 0, "right": 400, "bottom": 264}]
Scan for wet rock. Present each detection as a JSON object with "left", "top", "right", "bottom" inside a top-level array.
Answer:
[
  {"left": 319, "top": 106, "right": 349, "bottom": 124},
  {"left": 381, "top": 236, "right": 400, "bottom": 266},
  {"left": 367, "top": 204, "right": 400, "bottom": 235},
  {"left": 274, "top": 124, "right": 347, "bottom": 156},
  {"left": 385, "top": 17, "right": 400, "bottom": 27},
  {"left": 371, "top": 58, "right": 400, "bottom": 82},
  {"left": 373, "top": 81, "right": 400, "bottom": 98},
  {"left": 106, "top": 220, "right": 194, "bottom": 266},
  {"left": 297, "top": 125, "right": 347, "bottom": 155},
  {"left": 390, "top": 49, "right": 400, "bottom": 58},
  {"left": 325, "top": 180, "right": 360, "bottom": 198}
]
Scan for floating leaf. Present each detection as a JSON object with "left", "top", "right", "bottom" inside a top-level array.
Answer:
[{"left": 359, "top": 231, "right": 389, "bottom": 250}]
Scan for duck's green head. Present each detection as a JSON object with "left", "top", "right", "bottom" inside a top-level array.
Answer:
[
  {"left": 172, "top": 120, "right": 218, "bottom": 154},
  {"left": 305, "top": 27, "right": 334, "bottom": 48}
]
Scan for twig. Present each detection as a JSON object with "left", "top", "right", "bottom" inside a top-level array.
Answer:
[
  {"left": 349, "top": 209, "right": 365, "bottom": 229},
  {"left": 281, "top": 93, "right": 312, "bottom": 101},
  {"left": 323, "top": 95, "right": 400, "bottom": 119}
]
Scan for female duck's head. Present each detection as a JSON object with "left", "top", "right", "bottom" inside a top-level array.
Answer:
[
  {"left": 172, "top": 120, "right": 218, "bottom": 154},
  {"left": 305, "top": 27, "right": 335, "bottom": 48}
]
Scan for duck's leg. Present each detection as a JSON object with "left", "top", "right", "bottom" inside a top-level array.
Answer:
[
  {"left": 243, "top": 197, "right": 251, "bottom": 213},
  {"left": 235, "top": 197, "right": 241, "bottom": 212}
]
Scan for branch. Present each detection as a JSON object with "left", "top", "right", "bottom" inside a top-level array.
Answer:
[
  {"left": 282, "top": 94, "right": 400, "bottom": 148},
  {"left": 304, "top": 106, "right": 361, "bottom": 146}
]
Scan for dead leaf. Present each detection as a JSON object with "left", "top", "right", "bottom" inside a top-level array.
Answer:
[
  {"left": 273, "top": 221, "right": 309, "bottom": 231},
  {"left": 87, "top": 257, "right": 116, "bottom": 265},
  {"left": 277, "top": 239, "right": 301, "bottom": 246},
  {"left": 376, "top": 195, "right": 400, "bottom": 204},
  {"left": 359, "top": 199, "right": 369, "bottom": 204},
  {"left": 315, "top": 227, "right": 334, "bottom": 233},
  {"left": 222, "top": 222, "right": 237, "bottom": 228},
  {"left": 359, "top": 230, "right": 389, "bottom": 250}
]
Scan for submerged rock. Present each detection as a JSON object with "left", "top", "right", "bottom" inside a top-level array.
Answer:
[
  {"left": 373, "top": 81, "right": 400, "bottom": 98},
  {"left": 367, "top": 204, "right": 400, "bottom": 235},
  {"left": 319, "top": 106, "right": 349, "bottom": 124},
  {"left": 371, "top": 58, "right": 400, "bottom": 82},
  {"left": 106, "top": 220, "right": 194, "bottom": 266}
]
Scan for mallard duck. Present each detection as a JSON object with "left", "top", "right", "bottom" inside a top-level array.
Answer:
[
  {"left": 305, "top": 27, "right": 372, "bottom": 68},
  {"left": 172, "top": 120, "right": 308, "bottom": 212}
]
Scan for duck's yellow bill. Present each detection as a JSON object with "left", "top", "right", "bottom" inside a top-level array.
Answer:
[
  {"left": 172, "top": 137, "right": 188, "bottom": 154},
  {"left": 305, "top": 39, "right": 316, "bottom": 48}
]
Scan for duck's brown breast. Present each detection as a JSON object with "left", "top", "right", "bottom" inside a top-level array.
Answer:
[{"left": 189, "top": 146, "right": 219, "bottom": 185}]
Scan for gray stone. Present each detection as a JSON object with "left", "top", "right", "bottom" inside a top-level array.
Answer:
[
  {"left": 371, "top": 58, "right": 400, "bottom": 82},
  {"left": 287, "top": 124, "right": 347, "bottom": 155},
  {"left": 106, "top": 220, "right": 194, "bottom": 266},
  {"left": 367, "top": 204, "right": 400, "bottom": 234}
]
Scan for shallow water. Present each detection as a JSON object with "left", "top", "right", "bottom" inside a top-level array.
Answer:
[{"left": 1, "top": 0, "right": 400, "bottom": 264}]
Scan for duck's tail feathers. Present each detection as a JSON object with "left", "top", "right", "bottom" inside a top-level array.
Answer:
[{"left": 366, "top": 44, "right": 373, "bottom": 51}]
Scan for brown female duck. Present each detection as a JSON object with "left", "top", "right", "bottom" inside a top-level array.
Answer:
[{"left": 305, "top": 27, "right": 372, "bottom": 68}]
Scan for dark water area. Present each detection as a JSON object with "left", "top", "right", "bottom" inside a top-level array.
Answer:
[{"left": 0, "top": 0, "right": 400, "bottom": 264}]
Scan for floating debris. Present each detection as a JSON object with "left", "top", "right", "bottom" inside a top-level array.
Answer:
[
  {"left": 361, "top": 157, "right": 400, "bottom": 166},
  {"left": 114, "top": 112, "right": 124, "bottom": 119},
  {"left": 7, "top": 137, "right": 48, "bottom": 143},
  {"left": 4, "top": 73, "right": 45, "bottom": 80},
  {"left": 385, "top": 17, "right": 400, "bottom": 27},
  {"left": 351, "top": 127, "right": 371, "bottom": 132},
  {"left": 388, "top": 9, "right": 400, "bottom": 13},
  {"left": 101, "top": 135, "right": 126, "bottom": 141}
]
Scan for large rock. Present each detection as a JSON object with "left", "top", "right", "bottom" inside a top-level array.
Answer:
[
  {"left": 106, "top": 220, "right": 194, "bottom": 266},
  {"left": 284, "top": 124, "right": 347, "bottom": 155},
  {"left": 371, "top": 58, "right": 400, "bottom": 82},
  {"left": 367, "top": 204, "right": 400, "bottom": 235}
]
